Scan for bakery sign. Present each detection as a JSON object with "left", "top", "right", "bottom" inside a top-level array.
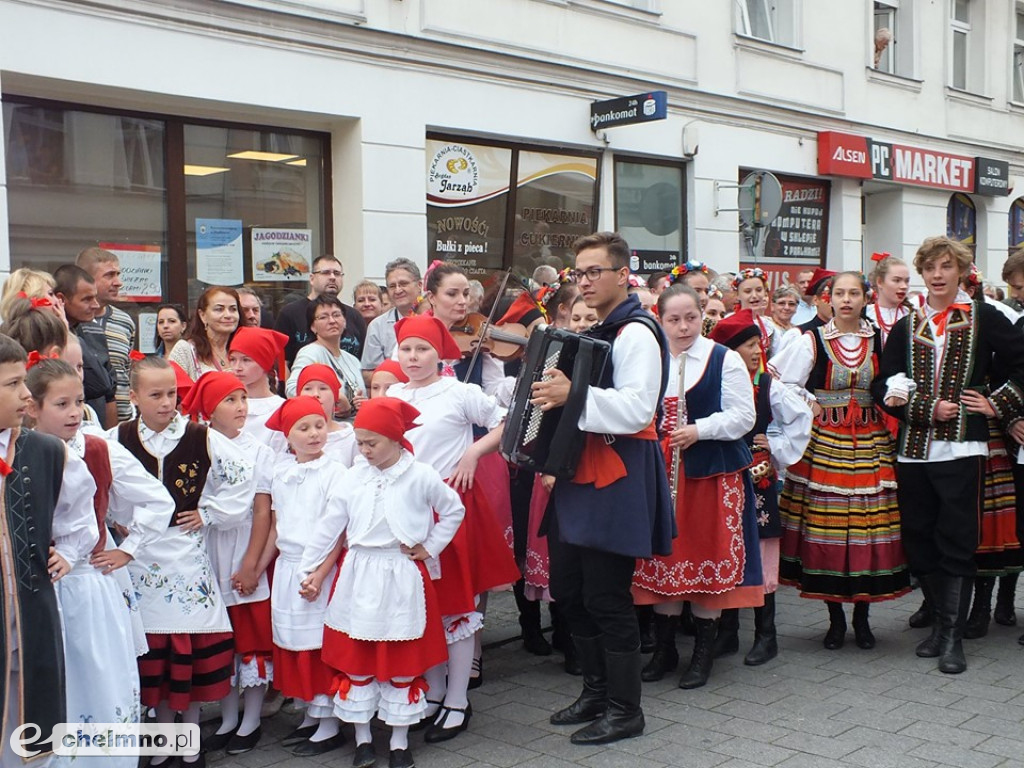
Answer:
[{"left": 817, "top": 131, "right": 1009, "bottom": 196}]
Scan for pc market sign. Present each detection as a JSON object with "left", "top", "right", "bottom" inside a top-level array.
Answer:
[{"left": 591, "top": 91, "right": 667, "bottom": 131}]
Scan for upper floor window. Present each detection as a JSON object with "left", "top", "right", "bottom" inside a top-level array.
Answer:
[
  {"left": 736, "top": 0, "right": 798, "bottom": 47},
  {"left": 873, "top": 0, "right": 915, "bottom": 76},
  {"left": 949, "top": 0, "right": 985, "bottom": 92},
  {"left": 1013, "top": 5, "right": 1024, "bottom": 103}
]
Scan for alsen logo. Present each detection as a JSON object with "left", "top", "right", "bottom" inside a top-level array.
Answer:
[{"left": 832, "top": 145, "right": 866, "bottom": 164}]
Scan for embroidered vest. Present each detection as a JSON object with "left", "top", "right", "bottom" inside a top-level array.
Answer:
[
  {"left": 82, "top": 434, "right": 112, "bottom": 554},
  {"left": 682, "top": 344, "right": 753, "bottom": 479}
]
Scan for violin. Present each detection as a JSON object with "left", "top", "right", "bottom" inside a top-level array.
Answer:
[{"left": 449, "top": 313, "right": 529, "bottom": 361}]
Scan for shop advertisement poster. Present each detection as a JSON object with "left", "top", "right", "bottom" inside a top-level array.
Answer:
[
  {"left": 137, "top": 313, "right": 158, "bottom": 354},
  {"left": 739, "top": 172, "right": 830, "bottom": 267},
  {"left": 98, "top": 242, "right": 162, "bottom": 302},
  {"left": 196, "top": 219, "right": 244, "bottom": 285},
  {"left": 251, "top": 228, "right": 312, "bottom": 281}
]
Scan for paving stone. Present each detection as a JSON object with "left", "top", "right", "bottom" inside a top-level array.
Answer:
[
  {"left": 844, "top": 746, "right": 942, "bottom": 768},
  {"left": 578, "top": 750, "right": 669, "bottom": 768},
  {"left": 908, "top": 742, "right": 1007, "bottom": 768},
  {"left": 834, "top": 725, "right": 925, "bottom": 752},
  {"left": 772, "top": 731, "right": 860, "bottom": 759},
  {"left": 455, "top": 740, "right": 542, "bottom": 768},
  {"left": 897, "top": 719, "right": 989, "bottom": 749},
  {"left": 889, "top": 701, "right": 975, "bottom": 728},
  {"left": 974, "top": 734, "right": 1024, "bottom": 760},
  {"left": 709, "top": 736, "right": 799, "bottom": 766},
  {"left": 770, "top": 715, "right": 855, "bottom": 739}
]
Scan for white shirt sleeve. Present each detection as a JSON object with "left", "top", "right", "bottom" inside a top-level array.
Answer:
[
  {"left": 105, "top": 439, "right": 175, "bottom": 558},
  {"left": 420, "top": 473, "right": 466, "bottom": 559},
  {"left": 299, "top": 474, "right": 350, "bottom": 576},
  {"left": 197, "top": 430, "right": 256, "bottom": 529},
  {"left": 694, "top": 348, "right": 756, "bottom": 441},
  {"left": 460, "top": 382, "right": 507, "bottom": 430},
  {"left": 767, "top": 330, "right": 815, "bottom": 388},
  {"left": 51, "top": 447, "right": 100, "bottom": 569},
  {"left": 765, "top": 379, "right": 813, "bottom": 470},
  {"left": 480, "top": 353, "right": 515, "bottom": 408},
  {"left": 579, "top": 322, "right": 661, "bottom": 434}
]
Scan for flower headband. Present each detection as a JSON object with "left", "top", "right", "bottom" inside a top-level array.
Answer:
[
  {"left": 668, "top": 260, "right": 710, "bottom": 285},
  {"left": 707, "top": 285, "right": 723, "bottom": 301},
  {"left": 731, "top": 267, "right": 767, "bottom": 290},
  {"left": 537, "top": 268, "right": 574, "bottom": 309},
  {"left": 822, "top": 273, "right": 873, "bottom": 303},
  {"left": 16, "top": 291, "right": 53, "bottom": 310},
  {"left": 965, "top": 263, "right": 983, "bottom": 288}
]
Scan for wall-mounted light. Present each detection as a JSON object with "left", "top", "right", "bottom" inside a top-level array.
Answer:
[
  {"left": 227, "top": 151, "right": 300, "bottom": 162},
  {"left": 184, "top": 164, "right": 230, "bottom": 176}
]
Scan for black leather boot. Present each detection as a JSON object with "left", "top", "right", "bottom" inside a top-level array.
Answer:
[
  {"left": 937, "top": 575, "right": 972, "bottom": 675},
  {"left": 994, "top": 573, "right": 1018, "bottom": 626},
  {"left": 823, "top": 601, "right": 846, "bottom": 650},
  {"left": 908, "top": 597, "right": 933, "bottom": 628},
  {"left": 550, "top": 635, "right": 606, "bottom": 725},
  {"left": 852, "top": 602, "right": 875, "bottom": 649},
  {"left": 744, "top": 593, "right": 777, "bottom": 666},
  {"left": 514, "top": 580, "right": 552, "bottom": 656},
  {"left": 678, "top": 617, "right": 717, "bottom": 690},
  {"left": 964, "top": 576, "right": 995, "bottom": 639},
  {"left": 713, "top": 609, "right": 740, "bottom": 657},
  {"left": 550, "top": 604, "right": 580, "bottom": 675},
  {"left": 678, "top": 601, "right": 697, "bottom": 636},
  {"left": 640, "top": 614, "right": 678, "bottom": 682},
  {"left": 915, "top": 573, "right": 942, "bottom": 658},
  {"left": 637, "top": 605, "right": 655, "bottom": 654},
  {"left": 570, "top": 646, "right": 645, "bottom": 745}
]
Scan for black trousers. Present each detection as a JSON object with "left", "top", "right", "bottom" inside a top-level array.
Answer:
[
  {"left": 547, "top": 511, "right": 639, "bottom": 653},
  {"left": 896, "top": 456, "right": 984, "bottom": 578}
]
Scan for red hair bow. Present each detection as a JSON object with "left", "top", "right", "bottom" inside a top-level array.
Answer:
[
  {"left": 870, "top": 252, "right": 891, "bottom": 262},
  {"left": 129, "top": 350, "right": 147, "bottom": 361},
  {"left": 16, "top": 292, "right": 53, "bottom": 309},
  {"left": 26, "top": 350, "right": 59, "bottom": 370}
]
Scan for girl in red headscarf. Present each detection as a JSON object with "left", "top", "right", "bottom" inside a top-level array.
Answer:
[
  {"left": 228, "top": 326, "right": 288, "bottom": 453},
  {"left": 180, "top": 372, "right": 275, "bottom": 755},
  {"left": 295, "top": 363, "right": 359, "bottom": 466},
  {"left": 299, "top": 397, "right": 465, "bottom": 768},
  {"left": 387, "top": 314, "right": 520, "bottom": 743}
]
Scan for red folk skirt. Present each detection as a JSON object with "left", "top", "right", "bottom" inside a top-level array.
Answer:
[
  {"left": 228, "top": 599, "right": 273, "bottom": 673},
  {"left": 138, "top": 632, "right": 234, "bottom": 709},
  {"left": 524, "top": 475, "right": 552, "bottom": 599}
]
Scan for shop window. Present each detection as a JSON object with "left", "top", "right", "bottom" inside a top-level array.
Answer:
[
  {"left": 614, "top": 159, "right": 685, "bottom": 273},
  {"left": 736, "top": 0, "right": 798, "bottom": 48},
  {"left": 1013, "top": 4, "right": 1024, "bottom": 103},
  {"left": 946, "top": 193, "right": 976, "bottom": 252},
  {"left": 873, "top": 0, "right": 914, "bottom": 77},
  {"left": 1011, "top": 197, "right": 1024, "bottom": 249},
  {"left": 425, "top": 136, "right": 599, "bottom": 280},
  {"left": 950, "top": 0, "right": 985, "bottom": 92}
]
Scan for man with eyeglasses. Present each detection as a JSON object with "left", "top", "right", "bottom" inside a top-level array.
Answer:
[
  {"left": 275, "top": 254, "right": 366, "bottom": 366},
  {"left": 360, "top": 257, "right": 422, "bottom": 386},
  {"left": 531, "top": 231, "right": 673, "bottom": 747}
]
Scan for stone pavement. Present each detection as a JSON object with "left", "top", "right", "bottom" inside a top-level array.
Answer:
[{"left": 212, "top": 588, "right": 1024, "bottom": 768}]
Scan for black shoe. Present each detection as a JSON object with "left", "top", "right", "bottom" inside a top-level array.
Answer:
[
  {"left": 570, "top": 646, "right": 644, "bottom": 745},
  {"left": 823, "top": 602, "right": 846, "bottom": 650},
  {"left": 409, "top": 699, "right": 442, "bottom": 732},
  {"left": 640, "top": 614, "right": 679, "bottom": 682},
  {"left": 914, "top": 573, "right": 942, "bottom": 658},
  {"left": 964, "top": 576, "right": 994, "bottom": 639},
  {"left": 146, "top": 757, "right": 179, "bottom": 768},
  {"left": 678, "top": 617, "right": 717, "bottom": 690},
  {"left": 522, "top": 626, "right": 553, "bottom": 656},
  {"left": 225, "top": 726, "right": 261, "bottom": 755},
  {"left": 908, "top": 598, "right": 933, "bottom": 628},
  {"left": 551, "top": 635, "right": 606, "bottom": 725},
  {"left": 389, "top": 748, "right": 415, "bottom": 768},
  {"left": 994, "top": 573, "right": 1018, "bottom": 626},
  {"left": 201, "top": 723, "right": 237, "bottom": 753},
  {"left": 290, "top": 732, "right": 347, "bottom": 756},
  {"left": 180, "top": 756, "right": 204, "bottom": 768},
  {"left": 352, "top": 741, "right": 376, "bottom": 768},
  {"left": 467, "top": 657, "right": 483, "bottom": 690},
  {"left": 281, "top": 724, "right": 317, "bottom": 747},
  {"left": 852, "top": 603, "right": 875, "bottom": 650},
  {"left": 423, "top": 704, "right": 472, "bottom": 743},
  {"left": 637, "top": 605, "right": 656, "bottom": 654},
  {"left": 712, "top": 609, "right": 740, "bottom": 658},
  {"left": 744, "top": 593, "right": 778, "bottom": 666},
  {"left": 937, "top": 575, "right": 972, "bottom": 675}
]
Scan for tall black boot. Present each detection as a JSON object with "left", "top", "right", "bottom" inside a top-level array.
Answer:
[
  {"left": 551, "top": 635, "right": 606, "bottom": 724},
  {"left": 636, "top": 605, "right": 655, "bottom": 654},
  {"left": 852, "top": 602, "right": 875, "bottom": 649},
  {"left": 823, "top": 601, "right": 846, "bottom": 650},
  {"left": 964, "top": 576, "right": 995, "bottom": 639},
  {"left": 570, "top": 646, "right": 645, "bottom": 745},
  {"left": 678, "top": 601, "right": 697, "bottom": 636},
  {"left": 745, "top": 593, "right": 777, "bottom": 666},
  {"left": 550, "top": 604, "right": 580, "bottom": 675},
  {"left": 640, "top": 614, "right": 679, "bottom": 682},
  {"left": 937, "top": 575, "right": 972, "bottom": 675},
  {"left": 513, "top": 580, "right": 552, "bottom": 656},
  {"left": 713, "top": 609, "right": 740, "bottom": 658},
  {"left": 994, "top": 573, "right": 1018, "bottom": 626},
  {"left": 915, "top": 573, "right": 943, "bottom": 658},
  {"left": 678, "top": 617, "right": 718, "bottom": 690},
  {"left": 908, "top": 597, "right": 933, "bottom": 628}
]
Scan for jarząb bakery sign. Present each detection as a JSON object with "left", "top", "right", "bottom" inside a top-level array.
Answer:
[{"left": 817, "top": 131, "right": 1009, "bottom": 197}]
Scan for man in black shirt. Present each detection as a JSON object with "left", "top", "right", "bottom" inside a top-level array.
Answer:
[
  {"left": 275, "top": 255, "right": 366, "bottom": 365},
  {"left": 54, "top": 264, "right": 117, "bottom": 427}
]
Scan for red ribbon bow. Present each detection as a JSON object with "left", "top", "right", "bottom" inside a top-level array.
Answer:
[
  {"left": 391, "top": 676, "right": 429, "bottom": 704},
  {"left": 16, "top": 292, "right": 53, "bottom": 309},
  {"left": 129, "top": 350, "right": 147, "bottom": 361},
  {"left": 240, "top": 652, "right": 271, "bottom": 679},
  {"left": 870, "top": 252, "right": 891, "bottom": 262},
  {"left": 933, "top": 303, "right": 971, "bottom": 337},
  {"left": 0, "top": 459, "right": 12, "bottom": 478},
  {"left": 26, "top": 350, "right": 59, "bottom": 370},
  {"left": 446, "top": 615, "right": 470, "bottom": 634},
  {"left": 328, "top": 673, "right": 373, "bottom": 700}
]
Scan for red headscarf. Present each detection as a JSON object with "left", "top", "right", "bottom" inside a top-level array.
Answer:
[
  {"left": 229, "top": 326, "right": 288, "bottom": 375},
  {"left": 169, "top": 361, "right": 194, "bottom": 399},
  {"left": 372, "top": 359, "right": 409, "bottom": 384},
  {"left": 180, "top": 371, "right": 246, "bottom": 421},
  {"left": 266, "top": 396, "right": 325, "bottom": 437},
  {"left": 353, "top": 396, "right": 420, "bottom": 454},
  {"left": 394, "top": 315, "right": 462, "bottom": 360},
  {"left": 296, "top": 363, "right": 341, "bottom": 402}
]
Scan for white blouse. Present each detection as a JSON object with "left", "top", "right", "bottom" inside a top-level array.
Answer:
[
  {"left": 579, "top": 321, "right": 662, "bottom": 435},
  {"left": 665, "top": 335, "right": 755, "bottom": 442}
]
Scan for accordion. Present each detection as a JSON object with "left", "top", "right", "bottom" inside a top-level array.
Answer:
[{"left": 500, "top": 325, "right": 611, "bottom": 479}]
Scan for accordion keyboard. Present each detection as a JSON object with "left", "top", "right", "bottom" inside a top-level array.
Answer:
[{"left": 523, "top": 346, "right": 562, "bottom": 444}]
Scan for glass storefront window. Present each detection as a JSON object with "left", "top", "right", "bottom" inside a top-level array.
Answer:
[
  {"left": 947, "top": 192, "right": 976, "bottom": 252},
  {"left": 1011, "top": 197, "right": 1024, "bottom": 250},
  {"left": 614, "top": 158, "right": 685, "bottom": 273}
]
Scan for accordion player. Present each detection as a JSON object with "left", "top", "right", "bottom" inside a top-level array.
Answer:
[{"left": 500, "top": 325, "right": 611, "bottom": 479}]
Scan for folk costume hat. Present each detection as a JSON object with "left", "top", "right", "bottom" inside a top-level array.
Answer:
[
  {"left": 372, "top": 359, "right": 409, "bottom": 384},
  {"left": 353, "top": 396, "right": 420, "bottom": 454},
  {"left": 180, "top": 371, "right": 246, "bottom": 421},
  {"left": 266, "top": 396, "right": 325, "bottom": 437},
  {"left": 229, "top": 326, "right": 288, "bottom": 375},
  {"left": 296, "top": 363, "right": 341, "bottom": 402},
  {"left": 394, "top": 315, "right": 462, "bottom": 360},
  {"left": 708, "top": 309, "right": 761, "bottom": 350},
  {"left": 806, "top": 268, "right": 837, "bottom": 297}
]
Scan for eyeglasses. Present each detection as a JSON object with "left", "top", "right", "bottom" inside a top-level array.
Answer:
[
  {"left": 386, "top": 280, "right": 415, "bottom": 291},
  {"left": 315, "top": 312, "right": 345, "bottom": 322},
  {"left": 569, "top": 266, "right": 622, "bottom": 283},
  {"left": 313, "top": 269, "right": 344, "bottom": 278}
]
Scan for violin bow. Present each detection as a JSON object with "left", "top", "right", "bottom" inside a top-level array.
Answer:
[{"left": 462, "top": 268, "right": 514, "bottom": 384}]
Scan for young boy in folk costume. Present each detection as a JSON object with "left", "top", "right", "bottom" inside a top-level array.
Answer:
[
  {"left": 180, "top": 372, "right": 274, "bottom": 755},
  {"left": 299, "top": 398, "right": 465, "bottom": 768},
  {"left": 531, "top": 232, "right": 674, "bottom": 746},
  {"left": 0, "top": 334, "right": 99, "bottom": 766},
  {"left": 706, "top": 310, "right": 812, "bottom": 667},
  {"left": 873, "top": 236, "right": 1024, "bottom": 674},
  {"left": 26, "top": 357, "right": 172, "bottom": 768},
  {"left": 109, "top": 355, "right": 255, "bottom": 765},
  {"left": 265, "top": 397, "right": 347, "bottom": 756}
]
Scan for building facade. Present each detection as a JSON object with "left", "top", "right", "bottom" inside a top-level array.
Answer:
[{"left": 1, "top": 0, "right": 1023, "bottom": 332}]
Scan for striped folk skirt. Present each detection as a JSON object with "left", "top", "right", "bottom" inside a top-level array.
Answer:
[
  {"left": 779, "top": 405, "right": 910, "bottom": 602},
  {"left": 976, "top": 420, "right": 1022, "bottom": 576},
  {"left": 138, "top": 632, "right": 234, "bottom": 709}
]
